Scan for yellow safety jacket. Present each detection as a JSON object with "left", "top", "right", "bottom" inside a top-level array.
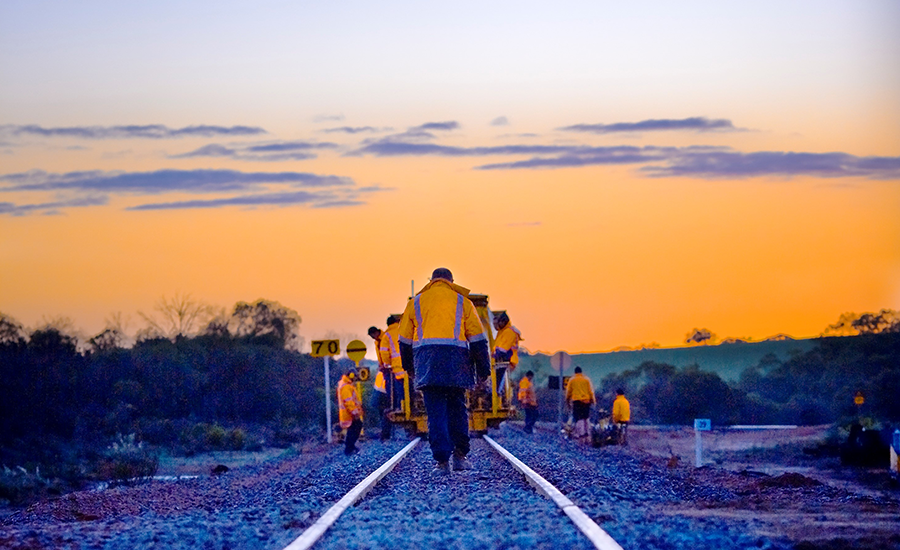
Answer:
[
  {"left": 337, "top": 374, "right": 362, "bottom": 428},
  {"left": 493, "top": 324, "right": 523, "bottom": 369},
  {"left": 399, "top": 279, "right": 491, "bottom": 388},
  {"left": 518, "top": 377, "right": 537, "bottom": 407},
  {"left": 378, "top": 321, "right": 406, "bottom": 380},
  {"left": 374, "top": 369, "right": 387, "bottom": 393},
  {"left": 565, "top": 373, "right": 596, "bottom": 404},
  {"left": 612, "top": 395, "right": 631, "bottom": 423}
]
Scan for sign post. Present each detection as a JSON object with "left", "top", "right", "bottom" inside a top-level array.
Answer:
[
  {"left": 346, "top": 339, "right": 368, "bottom": 404},
  {"left": 311, "top": 339, "right": 340, "bottom": 443},
  {"left": 550, "top": 351, "right": 571, "bottom": 430},
  {"left": 694, "top": 418, "right": 711, "bottom": 467}
]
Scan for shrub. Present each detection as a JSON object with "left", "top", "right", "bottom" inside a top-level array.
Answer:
[{"left": 97, "top": 433, "right": 158, "bottom": 483}]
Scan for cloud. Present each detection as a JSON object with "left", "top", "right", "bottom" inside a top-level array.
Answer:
[
  {"left": 352, "top": 140, "right": 581, "bottom": 157},
  {"left": 127, "top": 190, "right": 326, "bottom": 210},
  {"left": 1, "top": 124, "right": 267, "bottom": 140},
  {"left": 0, "top": 195, "right": 108, "bottom": 216},
  {"left": 490, "top": 116, "right": 510, "bottom": 126},
  {"left": 0, "top": 169, "right": 353, "bottom": 194},
  {"left": 643, "top": 151, "right": 900, "bottom": 179},
  {"left": 0, "top": 168, "right": 385, "bottom": 214},
  {"left": 506, "top": 221, "right": 541, "bottom": 227},
  {"left": 476, "top": 146, "right": 672, "bottom": 169},
  {"left": 321, "top": 126, "right": 390, "bottom": 134},
  {"left": 559, "top": 117, "right": 738, "bottom": 134},
  {"left": 171, "top": 141, "right": 338, "bottom": 162},
  {"left": 313, "top": 114, "right": 345, "bottom": 123},
  {"left": 415, "top": 121, "right": 460, "bottom": 132}
]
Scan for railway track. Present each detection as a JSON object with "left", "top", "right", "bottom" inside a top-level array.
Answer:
[{"left": 284, "top": 435, "right": 623, "bottom": 550}]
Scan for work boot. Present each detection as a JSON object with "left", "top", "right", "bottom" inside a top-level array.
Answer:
[
  {"left": 450, "top": 452, "right": 472, "bottom": 471},
  {"left": 432, "top": 461, "right": 451, "bottom": 476}
]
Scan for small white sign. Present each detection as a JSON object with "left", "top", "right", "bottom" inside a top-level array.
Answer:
[{"left": 694, "top": 418, "right": 711, "bottom": 431}]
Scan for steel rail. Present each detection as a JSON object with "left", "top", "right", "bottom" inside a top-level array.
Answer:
[
  {"left": 484, "top": 435, "right": 624, "bottom": 550},
  {"left": 282, "top": 437, "right": 421, "bottom": 550}
]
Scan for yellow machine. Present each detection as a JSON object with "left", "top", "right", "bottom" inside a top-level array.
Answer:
[{"left": 387, "top": 293, "right": 515, "bottom": 435}]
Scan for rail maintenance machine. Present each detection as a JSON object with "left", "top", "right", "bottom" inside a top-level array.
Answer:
[{"left": 387, "top": 294, "right": 516, "bottom": 436}]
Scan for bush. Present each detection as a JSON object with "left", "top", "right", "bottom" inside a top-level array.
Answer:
[{"left": 97, "top": 433, "right": 158, "bottom": 483}]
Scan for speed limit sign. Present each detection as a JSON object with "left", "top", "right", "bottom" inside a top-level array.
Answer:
[{"left": 310, "top": 339, "right": 340, "bottom": 357}]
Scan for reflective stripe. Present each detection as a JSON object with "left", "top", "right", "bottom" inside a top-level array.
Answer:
[
  {"left": 453, "top": 294, "right": 463, "bottom": 340},
  {"left": 399, "top": 335, "right": 414, "bottom": 345},
  {"left": 412, "top": 338, "right": 469, "bottom": 349},
  {"left": 386, "top": 331, "right": 399, "bottom": 359},
  {"left": 468, "top": 332, "right": 487, "bottom": 343},
  {"left": 414, "top": 295, "right": 423, "bottom": 342},
  {"left": 495, "top": 345, "right": 510, "bottom": 353}
]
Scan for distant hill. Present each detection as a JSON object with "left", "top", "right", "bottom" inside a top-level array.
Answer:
[{"left": 518, "top": 338, "right": 817, "bottom": 386}]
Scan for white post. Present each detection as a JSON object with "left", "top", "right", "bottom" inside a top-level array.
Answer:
[
  {"left": 325, "top": 355, "right": 333, "bottom": 443},
  {"left": 695, "top": 427, "right": 702, "bottom": 467}
]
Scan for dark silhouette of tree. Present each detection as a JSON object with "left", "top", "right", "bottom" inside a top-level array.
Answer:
[
  {"left": 229, "top": 299, "right": 303, "bottom": 350},
  {"left": 822, "top": 309, "right": 900, "bottom": 337},
  {"left": 685, "top": 327, "right": 716, "bottom": 345},
  {"left": 138, "top": 293, "right": 214, "bottom": 340}
]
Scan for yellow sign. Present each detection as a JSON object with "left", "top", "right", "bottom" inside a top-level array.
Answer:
[
  {"left": 310, "top": 339, "right": 340, "bottom": 357},
  {"left": 346, "top": 339, "right": 367, "bottom": 363},
  {"left": 358, "top": 367, "right": 370, "bottom": 381}
]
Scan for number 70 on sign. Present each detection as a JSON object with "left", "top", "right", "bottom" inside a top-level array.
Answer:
[{"left": 310, "top": 339, "right": 340, "bottom": 357}]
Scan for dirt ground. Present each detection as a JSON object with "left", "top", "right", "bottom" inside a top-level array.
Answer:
[{"left": 627, "top": 425, "right": 900, "bottom": 549}]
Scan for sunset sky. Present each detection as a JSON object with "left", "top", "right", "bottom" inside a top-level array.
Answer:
[{"left": 2, "top": 1, "right": 899, "bottom": 356}]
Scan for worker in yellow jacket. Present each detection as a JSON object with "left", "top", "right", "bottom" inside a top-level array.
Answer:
[
  {"left": 368, "top": 325, "right": 393, "bottom": 441},
  {"left": 517, "top": 370, "right": 538, "bottom": 434},
  {"left": 337, "top": 366, "right": 363, "bottom": 455},
  {"left": 611, "top": 388, "right": 631, "bottom": 445},
  {"left": 565, "top": 366, "right": 596, "bottom": 445},
  {"left": 399, "top": 267, "right": 491, "bottom": 474},
  {"left": 378, "top": 314, "right": 407, "bottom": 411},
  {"left": 492, "top": 312, "right": 522, "bottom": 397}
]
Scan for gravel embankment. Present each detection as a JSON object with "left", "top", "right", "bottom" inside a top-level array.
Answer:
[
  {"left": 3, "top": 424, "right": 898, "bottom": 549},
  {"left": 0, "top": 440, "right": 408, "bottom": 550},
  {"left": 315, "top": 438, "right": 592, "bottom": 550}
]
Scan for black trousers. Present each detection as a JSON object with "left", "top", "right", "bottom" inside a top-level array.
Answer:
[
  {"left": 573, "top": 400, "right": 591, "bottom": 422},
  {"left": 344, "top": 418, "right": 362, "bottom": 454}
]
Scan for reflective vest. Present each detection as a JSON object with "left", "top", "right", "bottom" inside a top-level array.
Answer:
[
  {"left": 518, "top": 377, "right": 537, "bottom": 407},
  {"left": 374, "top": 369, "right": 387, "bottom": 393},
  {"left": 565, "top": 373, "right": 596, "bottom": 404},
  {"left": 337, "top": 374, "right": 362, "bottom": 428},
  {"left": 379, "top": 322, "right": 406, "bottom": 380},
  {"left": 493, "top": 324, "right": 522, "bottom": 368},
  {"left": 399, "top": 279, "right": 489, "bottom": 388},
  {"left": 612, "top": 395, "right": 631, "bottom": 423}
]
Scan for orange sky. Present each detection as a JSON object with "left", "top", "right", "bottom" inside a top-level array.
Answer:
[{"left": 2, "top": 2, "right": 899, "bottom": 357}]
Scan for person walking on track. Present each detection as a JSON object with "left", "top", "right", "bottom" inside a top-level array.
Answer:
[
  {"left": 565, "top": 366, "right": 596, "bottom": 445},
  {"left": 517, "top": 370, "right": 538, "bottom": 434},
  {"left": 337, "top": 366, "right": 364, "bottom": 455},
  {"left": 399, "top": 267, "right": 491, "bottom": 475}
]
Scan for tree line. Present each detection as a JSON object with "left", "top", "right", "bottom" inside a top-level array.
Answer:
[{"left": 592, "top": 331, "right": 900, "bottom": 426}]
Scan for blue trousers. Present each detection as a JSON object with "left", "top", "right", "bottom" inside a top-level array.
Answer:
[{"left": 422, "top": 387, "right": 469, "bottom": 463}]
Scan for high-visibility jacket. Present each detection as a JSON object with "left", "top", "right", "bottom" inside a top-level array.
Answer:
[
  {"left": 565, "top": 373, "right": 596, "bottom": 404},
  {"left": 518, "top": 377, "right": 537, "bottom": 407},
  {"left": 337, "top": 374, "right": 363, "bottom": 428},
  {"left": 612, "top": 395, "right": 631, "bottom": 423},
  {"left": 399, "top": 279, "right": 491, "bottom": 388},
  {"left": 378, "top": 322, "right": 406, "bottom": 380},
  {"left": 493, "top": 324, "right": 522, "bottom": 369},
  {"left": 374, "top": 369, "right": 387, "bottom": 393},
  {"left": 372, "top": 333, "right": 385, "bottom": 369}
]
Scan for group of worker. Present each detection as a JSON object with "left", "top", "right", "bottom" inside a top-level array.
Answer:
[
  {"left": 335, "top": 266, "right": 630, "bottom": 470},
  {"left": 564, "top": 366, "right": 631, "bottom": 444}
]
